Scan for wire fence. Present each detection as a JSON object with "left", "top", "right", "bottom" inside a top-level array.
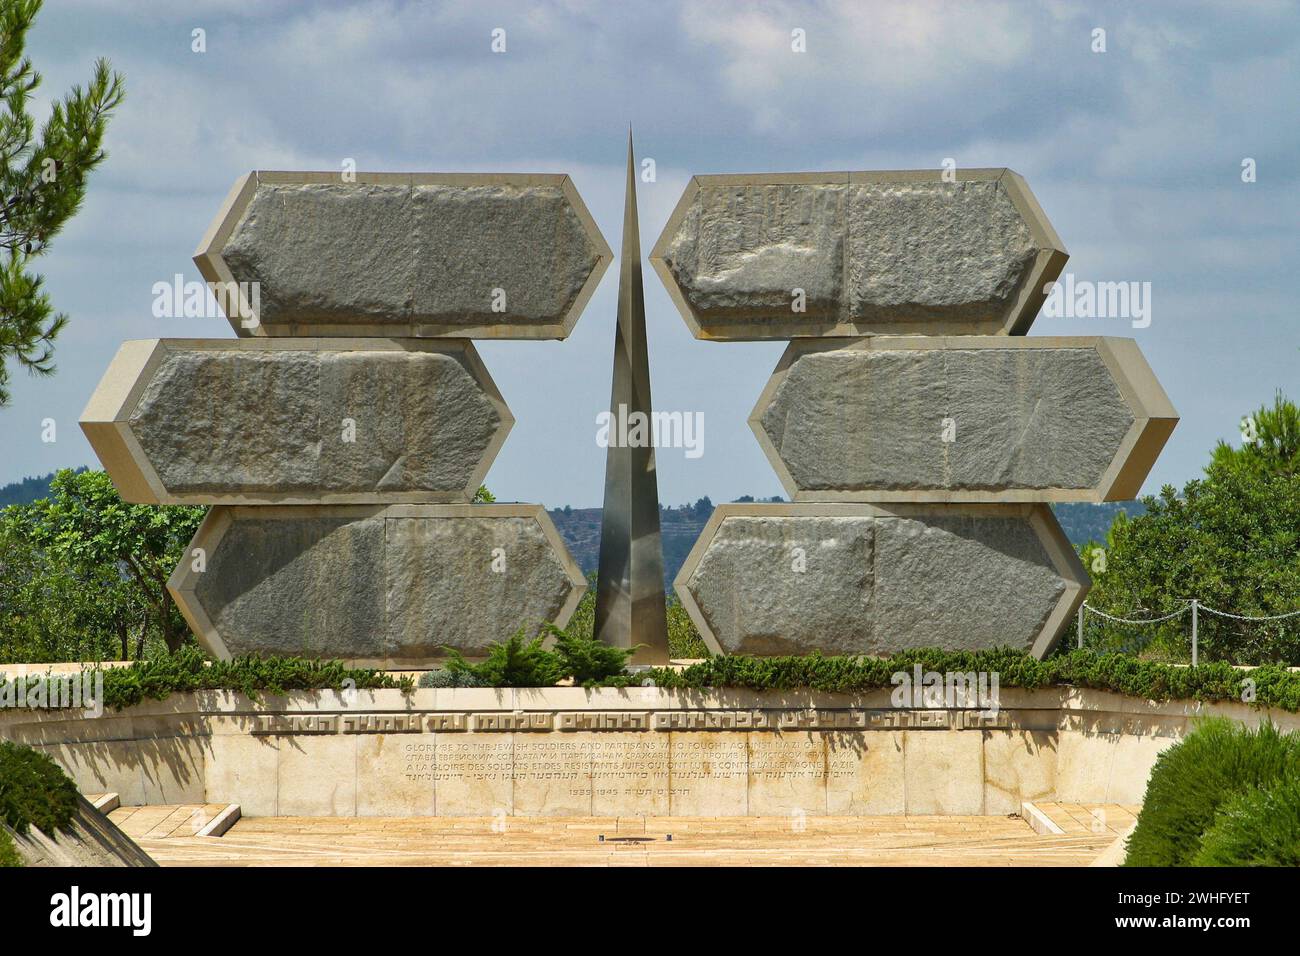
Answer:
[{"left": 1074, "top": 600, "right": 1300, "bottom": 665}]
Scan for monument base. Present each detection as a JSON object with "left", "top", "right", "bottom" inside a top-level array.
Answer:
[{"left": 2, "top": 686, "right": 1288, "bottom": 818}]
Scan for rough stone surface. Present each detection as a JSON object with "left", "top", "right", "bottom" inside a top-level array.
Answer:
[
  {"left": 186, "top": 507, "right": 583, "bottom": 663},
  {"left": 655, "top": 173, "right": 1060, "bottom": 337},
  {"left": 195, "top": 514, "right": 388, "bottom": 660},
  {"left": 385, "top": 514, "right": 575, "bottom": 657},
  {"left": 758, "top": 345, "right": 1134, "bottom": 497},
  {"left": 845, "top": 181, "right": 1035, "bottom": 324},
  {"left": 221, "top": 182, "right": 603, "bottom": 333},
  {"left": 128, "top": 345, "right": 504, "bottom": 501},
  {"left": 680, "top": 510, "right": 1071, "bottom": 657},
  {"left": 662, "top": 183, "right": 846, "bottom": 326}
]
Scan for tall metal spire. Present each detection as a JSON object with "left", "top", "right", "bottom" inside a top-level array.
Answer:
[{"left": 593, "top": 131, "right": 669, "bottom": 664}]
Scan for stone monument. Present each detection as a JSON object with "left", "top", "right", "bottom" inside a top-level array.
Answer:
[
  {"left": 593, "top": 135, "right": 670, "bottom": 664},
  {"left": 82, "top": 172, "right": 609, "bottom": 665},
  {"left": 652, "top": 168, "right": 1177, "bottom": 658}
]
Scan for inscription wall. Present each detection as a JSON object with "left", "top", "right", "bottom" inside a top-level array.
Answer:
[
  {"left": 251, "top": 707, "right": 1015, "bottom": 736},
  {"left": 228, "top": 707, "right": 1038, "bottom": 816}
]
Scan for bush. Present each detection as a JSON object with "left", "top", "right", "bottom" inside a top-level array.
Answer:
[
  {"left": 667, "top": 597, "right": 709, "bottom": 659},
  {"left": 444, "top": 631, "right": 564, "bottom": 688},
  {"left": 86, "top": 646, "right": 412, "bottom": 709},
  {"left": 545, "top": 624, "right": 635, "bottom": 684},
  {"left": 442, "top": 627, "right": 634, "bottom": 687},
  {"left": 0, "top": 827, "right": 20, "bottom": 867},
  {"left": 1192, "top": 775, "right": 1300, "bottom": 866},
  {"left": 553, "top": 576, "right": 711, "bottom": 662},
  {"left": 416, "top": 668, "right": 486, "bottom": 689},
  {"left": 0, "top": 741, "right": 79, "bottom": 837},
  {"left": 1124, "top": 719, "right": 1300, "bottom": 866}
]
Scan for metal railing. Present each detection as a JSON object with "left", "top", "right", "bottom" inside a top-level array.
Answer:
[{"left": 1075, "top": 600, "right": 1300, "bottom": 665}]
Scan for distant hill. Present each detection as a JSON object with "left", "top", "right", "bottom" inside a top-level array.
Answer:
[
  {"left": 1051, "top": 500, "right": 1147, "bottom": 546},
  {"left": 0, "top": 469, "right": 87, "bottom": 508}
]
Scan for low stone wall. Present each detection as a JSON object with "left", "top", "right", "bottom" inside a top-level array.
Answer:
[{"left": 0, "top": 688, "right": 1290, "bottom": 817}]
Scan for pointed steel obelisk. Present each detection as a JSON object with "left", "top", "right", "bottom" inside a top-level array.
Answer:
[{"left": 594, "top": 132, "right": 670, "bottom": 664}]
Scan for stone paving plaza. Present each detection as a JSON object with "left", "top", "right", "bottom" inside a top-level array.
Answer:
[{"left": 106, "top": 804, "right": 1137, "bottom": 867}]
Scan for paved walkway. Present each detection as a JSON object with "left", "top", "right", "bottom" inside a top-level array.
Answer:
[{"left": 108, "top": 807, "right": 1135, "bottom": 866}]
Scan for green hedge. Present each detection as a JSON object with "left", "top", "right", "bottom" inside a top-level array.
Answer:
[
  {"left": 5, "top": 646, "right": 1300, "bottom": 713},
  {"left": 0, "top": 646, "right": 414, "bottom": 711},
  {"left": 1125, "top": 718, "right": 1300, "bottom": 866},
  {"left": 1193, "top": 774, "right": 1300, "bottom": 866},
  {"left": 0, "top": 741, "right": 79, "bottom": 838},
  {"left": 614, "top": 650, "right": 1300, "bottom": 712},
  {"left": 0, "top": 828, "right": 21, "bottom": 867}
]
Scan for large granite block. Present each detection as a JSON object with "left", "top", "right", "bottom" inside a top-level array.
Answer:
[
  {"left": 80, "top": 339, "right": 511, "bottom": 505},
  {"left": 651, "top": 169, "right": 1067, "bottom": 339},
  {"left": 752, "top": 337, "right": 1177, "bottom": 502},
  {"left": 169, "top": 504, "right": 587, "bottom": 666},
  {"left": 195, "top": 172, "right": 612, "bottom": 339},
  {"left": 674, "top": 503, "right": 1087, "bottom": 659}
]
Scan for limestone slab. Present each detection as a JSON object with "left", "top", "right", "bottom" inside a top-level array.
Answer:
[
  {"left": 204, "top": 734, "right": 279, "bottom": 816},
  {"left": 825, "top": 731, "right": 906, "bottom": 815},
  {"left": 277, "top": 735, "right": 356, "bottom": 816},
  {"left": 195, "top": 172, "right": 612, "bottom": 339},
  {"left": 169, "top": 504, "right": 587, "bottom": 665},
  {"left": 752, "top": 337, "right": 1177, "bottom": 502},
  {"left": 80, "top": 338, "right": 511, "bottom": 505},
  {"left": 674, "top": 503, "right": 1088, "bottom": 659},
  {"left": 356, "top": 734, "right": 437, "bottom": 816},
  {"left": 1054, "top": 731, "right": 1116, "bottom": 804},
  {"left": 746, "top": 732, "right": 827, "bottom": 817},
  {"left": 433, "top": 733, "right": 514, "bottom": 817},
  {"left": 513, "top": 735, "right": 593, "bottom": 816},
  {"left": 903, "top": 730, "right": 984, "bottom": 814},
  {"left": 667, "top": 733, "right": 749, "bottom": 816},
  {"left": 982, "top": 729, "right": 1057, "bottom": 816},
  {"left": 650, "top": 169, "right": 1067, "bottom": 339}
]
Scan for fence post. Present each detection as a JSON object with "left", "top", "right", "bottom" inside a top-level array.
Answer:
[
  {"left": 1077, "top": 604, "right": 1084, "bottom": 650},
  {"left": 1191, "top": 599, "right": 1199, "bottom": 667}
]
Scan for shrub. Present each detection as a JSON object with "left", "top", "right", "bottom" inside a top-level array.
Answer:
[
  {"left": 444, "top": 631, "right": 564, "bottom": 688},
  {"left": 551, "top": 576, "right": 711, "bottom": 662},
  {"left": 1192, "top": 775, "right": 1300, "bottom": 866},
  {"left": 545, "top": 624, "right": 635, "bottom": 685},
  {"left": 1124, "top": 719, "right": 1300, "bottom": 866},
  {"left": 442, "top": 627, "right": 638, "bottom": 687},
  {"left": 0, "top": 827, "right": 20, "bottom": 867},
  {"left": 667, "top": 597, "right": 709, "bottom": 659},
  {"left": 80, "top": 646, "right": 413, "bottom": 710},
  {"left": 416, "top": 668, "right": 486, "bottom": 689},
  {"left": 0, "top": 741, "right": 79, "bottom": 837}
]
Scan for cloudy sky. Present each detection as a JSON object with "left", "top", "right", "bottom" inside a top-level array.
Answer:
[{"left": 2, "top": 0, "right": 1296, "bottom": 508}]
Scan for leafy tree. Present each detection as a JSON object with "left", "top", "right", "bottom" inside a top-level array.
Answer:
[
  {"left": 0, "top": 522, "right": 147, "bottom": 662},
  {"left": 1083, "top": 393, "right": 1300, "bottom": 664},
  {"left": 0, "top": 0, "right": 124, "bottom": 404},
  {"left": 1212, "top": 391, "right": 1300, "bottom": 479},
  {"left": 2, "top": 469, "right": 204, "bottom": 655},
  {"left": 472, "top": 484, "right": 494, "bottom": 502}
]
